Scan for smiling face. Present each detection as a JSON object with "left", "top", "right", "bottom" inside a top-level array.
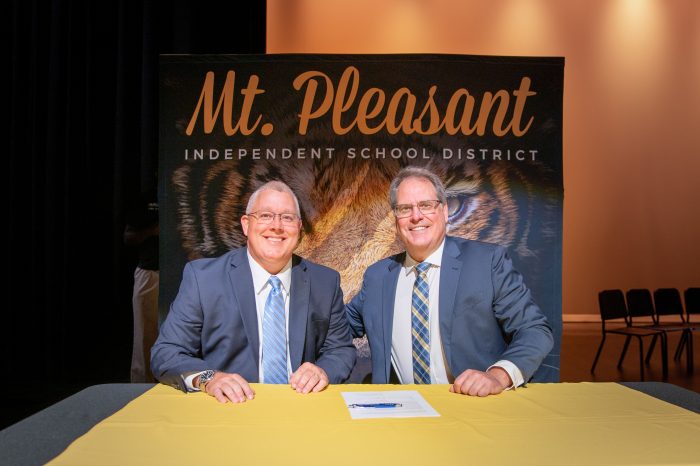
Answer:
[
  {"left": 241, "top": 189, "right": 301, "bottom": 274},
  {"left": 395, "top": 176, "right": 448, "bottom": 262}
]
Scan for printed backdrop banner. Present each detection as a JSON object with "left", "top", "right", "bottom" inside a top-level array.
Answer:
[{"left": 159, "top": 54, "right": 564, "bottom": 382}]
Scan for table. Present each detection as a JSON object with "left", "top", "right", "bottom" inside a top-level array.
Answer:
[{"left": 1, "top": 382, "right": 699, "bottom": 465}]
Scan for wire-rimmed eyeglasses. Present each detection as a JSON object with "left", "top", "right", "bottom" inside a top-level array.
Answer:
[
  {"left": 247, "top": 211, "right": 300, "bottom": 224},
  {"left": 393, "top": 200, "right": 442, "bottom": 218}
]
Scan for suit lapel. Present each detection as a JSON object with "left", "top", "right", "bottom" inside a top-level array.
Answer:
[
  {"left": 288, "top": 255, "right": 309, "bottom": 372},
  {"left": 382, "top": 254, "right": 403, "bottom": 382},
  {"left": 439, "top": 237, "right": 463, "bottom": 371},
  {"left": 228, "top": 248, "right": 260, "bottom": 372}
]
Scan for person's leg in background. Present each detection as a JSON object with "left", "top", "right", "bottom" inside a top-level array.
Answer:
[{"left": 131, "top": 267, "right": 159, "bottom": 383}]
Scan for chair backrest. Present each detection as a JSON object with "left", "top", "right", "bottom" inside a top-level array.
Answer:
[
  {"left": 625, "top": 289, "right": 655, "bottom": 320},
  {"left": 684, "top": 288, "right": 700, "bottom": 320},
  {"left": 598, "top": 289, "right": 628, "bottom": 322},
  {"left": 653, "top": 288, "right": 684, "bottom": 321}
]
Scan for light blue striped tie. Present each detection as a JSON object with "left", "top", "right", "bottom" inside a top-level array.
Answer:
[
  {"left": 412, "top": 262, "right": 431, "bottom": 384},
  {"left": 263, "top": 276, "right": 288, "bottom": 384}
]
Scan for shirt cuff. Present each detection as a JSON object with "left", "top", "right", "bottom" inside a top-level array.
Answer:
[
  {"left": 184, "top": 371, "right": 206, "bottom": 392},
  {"left": 487, "top": 360, "right": 524, "bottom": 390}
]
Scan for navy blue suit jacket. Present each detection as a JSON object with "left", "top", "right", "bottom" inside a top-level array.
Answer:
[
  {"left": 345, "top": 236, "right": 553, "bottom": 384},
  {"left": 151, "top": 248, "right": 356, "bottom": 391}
]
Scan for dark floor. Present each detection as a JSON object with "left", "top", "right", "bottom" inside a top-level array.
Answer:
[
  {"left": 1, "top": 323, "right": 697, "bottom": 431},
  {"left": 561, "top": 322, "right": 699, "bottom": 392}
]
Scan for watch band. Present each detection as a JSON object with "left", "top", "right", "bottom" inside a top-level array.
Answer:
[{"left": 198, "top": 369, "right": 216, "bottom": 392}]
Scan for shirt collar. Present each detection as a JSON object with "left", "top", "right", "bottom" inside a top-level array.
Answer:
[
  {"left": 247, "top": 250, "right": 293, "bottom": 295},
  {"left": 402, "top": 238, "right": 445, "bottom": 276}
]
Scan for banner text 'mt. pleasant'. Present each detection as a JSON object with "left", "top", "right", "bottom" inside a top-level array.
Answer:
[{"left": 184, "top": 66, "right": 536, "bottom": 138}]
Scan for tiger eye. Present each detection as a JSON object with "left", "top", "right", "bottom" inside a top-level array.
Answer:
[{"left": 447, "top": 197, "right": 461, "bottom": 216}]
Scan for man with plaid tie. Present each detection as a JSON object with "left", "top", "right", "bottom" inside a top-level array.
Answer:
[
  {"left": 152, "top": 181, "right": 356, "bottom": 402},
  {"left": 346, "top": 166, "right": 553, "bottom": 396}
]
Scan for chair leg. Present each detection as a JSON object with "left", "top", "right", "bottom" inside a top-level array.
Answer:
[
  {"left": 637, "top": 337, "right": 645, "bottom": 381},
  {"left": 660, "top": 333, "right": 668, "bottom": 380},
  {"left": 591, "top": 335, "right": 607, "bottom": 374},
  {"left": 686, "top": 330, "right": 694, "bottom": 374},
  {"left": 674, "top": 332, "right": 686, "bottom": 361},
  {"left": 645, "top": 334, "right": 658, "bottom": 364},
  {"left": 618, "top": 335, "right": 632, "bottom": 368}
]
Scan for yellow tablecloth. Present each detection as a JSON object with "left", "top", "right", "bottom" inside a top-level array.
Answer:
[{"left": 49, "top": 383, "right": 700, "bottom": 466}]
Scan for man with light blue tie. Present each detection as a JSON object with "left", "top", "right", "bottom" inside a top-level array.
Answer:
[
  {"left": 151, "top": 181, "right": 356, "bottom": 403},
  {"left": 346, "top": 166, "right": 553, "bottom": 396}
]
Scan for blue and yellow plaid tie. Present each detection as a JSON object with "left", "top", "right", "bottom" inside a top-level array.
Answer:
[
  {"left": 412, "top": 262, "right": 431, "bottom": 384},
  {"left": 263, "top": 276, "right": 288, "bottom": 384}
]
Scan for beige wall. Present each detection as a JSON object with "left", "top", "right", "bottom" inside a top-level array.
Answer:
[{"left": 268, "top": 0, "right": 700, "bottom": 316}]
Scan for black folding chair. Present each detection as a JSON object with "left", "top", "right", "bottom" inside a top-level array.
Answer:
[
  {"left": 625, "top": 289, "right": 661, "bottom": 362},
  {"left": 652, "top": 288, "right": 696, "bottom": 373},
  {"left": 677, "top": 288, "right": 700, "bottom": 361},
  {"left": 592, "top": 290, "right": 668, "bottom": 381}
]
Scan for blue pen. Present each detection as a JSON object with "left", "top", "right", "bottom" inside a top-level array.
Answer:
[{"left": 348, "top": 403, "right": 402, "bottom": 408}]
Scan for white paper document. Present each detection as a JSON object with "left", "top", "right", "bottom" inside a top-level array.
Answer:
[{"left": 341, "top": 390, "right": 440, "bottom": 419}]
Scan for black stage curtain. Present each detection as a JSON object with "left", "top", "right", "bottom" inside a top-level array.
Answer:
[{"left": 4, "top": 0, "right": 265, "bottom": 429}]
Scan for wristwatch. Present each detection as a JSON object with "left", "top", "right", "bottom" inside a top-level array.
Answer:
[{"left": 197, "top": 370, "right": 216, "bottom": 392}]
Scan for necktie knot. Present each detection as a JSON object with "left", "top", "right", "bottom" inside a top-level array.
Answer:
[
  {"left": 269, "top": 276, "right": 282, "bottom": 294},
  {"left": 415, "top": 262, "right": 430, "bottom": 276}
]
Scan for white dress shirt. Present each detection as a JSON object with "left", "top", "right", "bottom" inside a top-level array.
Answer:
[
  {"left": 185, "top": 252, "right": 293, "bottom": 390},
  {"left": 390, "top": 239, "right": 524, "bottom": 388}
]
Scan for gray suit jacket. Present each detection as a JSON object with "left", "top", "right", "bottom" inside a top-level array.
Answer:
[
  {"left": 151, "top": 248, "right": 356, "bottom": 391},
  {"left": 345, "top": 236, "right": 553, "bottom": 384}
]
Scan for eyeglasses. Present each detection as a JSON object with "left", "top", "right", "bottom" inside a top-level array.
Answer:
[
  {"left": 393, "top": 200, "right": 442, "bottom": 218},
  {"left": 247, "top": 211, "right": 300, "bottom": 225}
]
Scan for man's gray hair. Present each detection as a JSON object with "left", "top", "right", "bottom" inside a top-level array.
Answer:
[
  {"left": 246, "top": 180, "right": 301, "bottom": 216},
  {"left": 389, "top": 166, "right": 447, "bottom": 207}
]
